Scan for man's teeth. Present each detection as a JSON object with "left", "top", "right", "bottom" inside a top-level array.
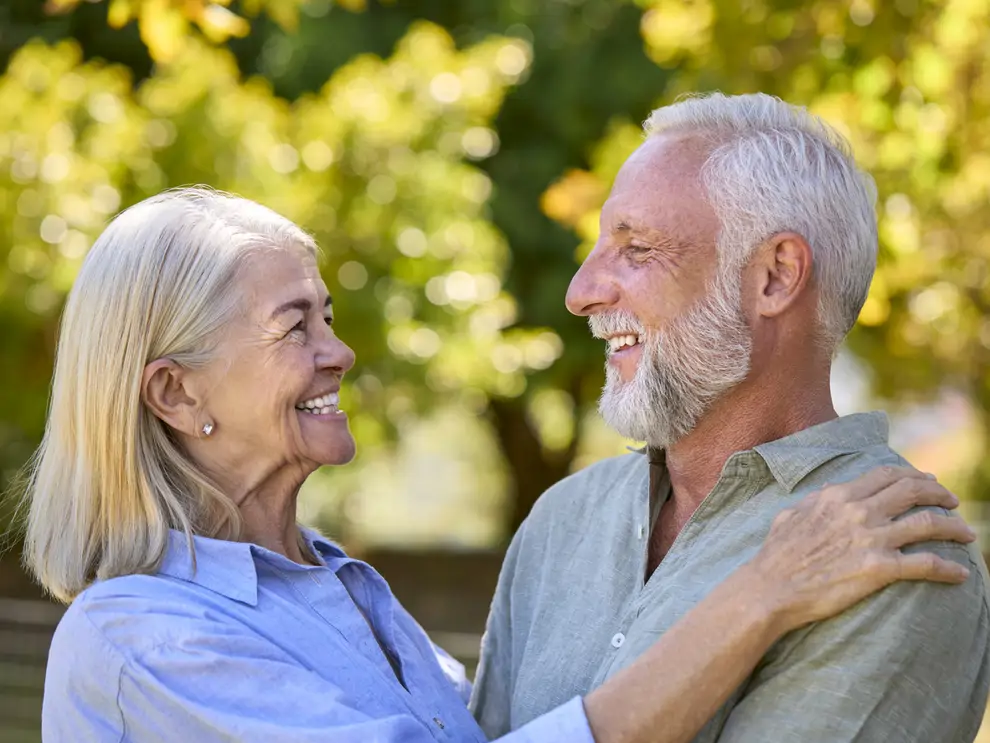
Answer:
[
  {"left": 607, "top": 334, "right": 641, "bottom": 352},
  {"left": 295, "top": 392, "right": 341, "bottom": 414}
]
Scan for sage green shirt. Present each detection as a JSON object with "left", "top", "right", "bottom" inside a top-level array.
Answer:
[{"left": 471, "top": 413, "right": 990, "bottom": 742}]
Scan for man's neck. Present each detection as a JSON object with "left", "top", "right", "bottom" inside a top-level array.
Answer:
[{"left": 664, "top": 372, "right": 837, "bottom": 510}]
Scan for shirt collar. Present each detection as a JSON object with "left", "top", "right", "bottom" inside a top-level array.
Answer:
[
  {"left": 299, "top": 526, "right": 349, "bottom": 567},
  {"left": 753, "top": 411, "right": 889, "bottom": 492},
  {"left": 158, "top": 530, "right": 260, "bottom": 606},
  {"left": 156, "top": 528, "right": 349, "bottom": 606},
  {"left": 643, "top": 411, "right": 890, "bottom": 493}
]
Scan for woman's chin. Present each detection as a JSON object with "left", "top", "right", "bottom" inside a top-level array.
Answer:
[
  {"left": 295, "top": 409, "right": 356, "bottom": 464},
  {"left": 304, "top": 438, "right": 357, "bottom": 467}
]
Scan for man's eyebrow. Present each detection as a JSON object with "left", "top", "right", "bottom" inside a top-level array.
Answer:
[
  {"left": 270, "top": 295, "right": 332, "bottom": 322},
  {"left": 613, "top": 220, "right": 663, "bottom": 239},
  {"left": 613, "top": 221, "right": 695, "bottom": 252}
]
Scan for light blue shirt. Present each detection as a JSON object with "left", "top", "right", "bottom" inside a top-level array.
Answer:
[{"left": 43, "top": 529, "right": 594, "bottom": 743}]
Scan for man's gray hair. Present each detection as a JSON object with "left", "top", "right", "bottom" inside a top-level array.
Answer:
[{"left": 644, "top": 92, "right": 879, "bottom": 350}]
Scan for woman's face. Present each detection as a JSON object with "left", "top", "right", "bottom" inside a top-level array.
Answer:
[{"left": 193, "top": 244, "right": 356, "bottom": 486}]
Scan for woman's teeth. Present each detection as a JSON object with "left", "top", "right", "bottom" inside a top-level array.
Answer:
[
  {"left": 295, "top": 392, "right": 341, "bottom": 415},
  {"left": 607, "top": 334, "right": 641, "bottom": 352}
]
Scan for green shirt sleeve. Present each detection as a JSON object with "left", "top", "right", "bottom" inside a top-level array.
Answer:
[{"left": 717, "top": 540, "right": 990, "bottom": 743}]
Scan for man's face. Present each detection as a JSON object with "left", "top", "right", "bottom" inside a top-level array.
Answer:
[{"left": 565, "top": 134, "right": 753, "bottom": 447}]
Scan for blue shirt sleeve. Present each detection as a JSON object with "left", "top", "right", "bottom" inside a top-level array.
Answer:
[
  {"left": 44, "top": 602, "right": 596, "bottom": 743},
  {"left": 501, "top": 697, "right": 596, "bottom": 743}
]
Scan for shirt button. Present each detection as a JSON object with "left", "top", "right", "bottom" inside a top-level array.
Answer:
[
  {"left": 611, "top": 632, "right": 625, "bottom": 648},
  {"left": 433, "top": 717, "right": 445, "bottom": 730},
  {"left": 637, "top": 524, "right": 645, "bottom": 540}
]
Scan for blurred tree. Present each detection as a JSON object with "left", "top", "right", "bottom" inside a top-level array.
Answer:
[
  {"left": 44, "top": 0, "right": 311, "bottom": 61},
  {"left": 4, "top": 0, "right": 988, "bottom": 549}
]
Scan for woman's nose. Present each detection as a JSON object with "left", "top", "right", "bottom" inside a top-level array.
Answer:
[{"left": 317, "top": 334, "right": 356, "bottom": 375}]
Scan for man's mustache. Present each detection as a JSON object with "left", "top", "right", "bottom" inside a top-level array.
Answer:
[{"left": 589, "top": 310, "right": 645, "bottom": 339}]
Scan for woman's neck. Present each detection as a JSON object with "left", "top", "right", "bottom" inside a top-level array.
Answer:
[{"left": 228, "top": 464, "right": 314, "bottom": 565}]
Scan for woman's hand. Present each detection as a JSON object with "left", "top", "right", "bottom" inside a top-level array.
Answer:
[{"left": 745, "top": 465, "right": 976, "bottom": 635}]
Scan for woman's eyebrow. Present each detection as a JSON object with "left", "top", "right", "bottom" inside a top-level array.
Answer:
[
  {"left": 269, "top": 295, "right": 332, "bottom": 322},
  {"left": 270, "top": 298, "right": 311, "bottom": 322}
]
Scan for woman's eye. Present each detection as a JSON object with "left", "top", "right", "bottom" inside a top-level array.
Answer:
[
  {"left": 324, "top": 315, "right": 334, "bottom": 327},
  {"left": 289, "top": 320, "right": 305, "bottom": 334}
]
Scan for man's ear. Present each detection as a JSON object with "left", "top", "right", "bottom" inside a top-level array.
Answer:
[
  {"left": 752, "top": 231, "right": 814, "bottom": 318},
  {"left": 142, "top": 359, "right": 202, "bottom": 437}
]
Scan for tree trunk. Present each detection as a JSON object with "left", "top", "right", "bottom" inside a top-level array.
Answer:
[{"left": 488, "top": 397, "right": 580, "bottom": 538}]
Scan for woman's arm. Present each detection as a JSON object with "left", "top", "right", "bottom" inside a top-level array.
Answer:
[
  {"left": 583, "top": 564, "right": 779, "bottom": 743},
  {"left": 580, "top": 466, "right": 974, "bottom": 743}
]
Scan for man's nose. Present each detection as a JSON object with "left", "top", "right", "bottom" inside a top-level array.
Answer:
[{"left": 565, "top": 248, "right": 620, "bottom": 316}]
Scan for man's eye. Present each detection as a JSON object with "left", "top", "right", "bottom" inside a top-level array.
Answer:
[
  {"left": 289, "top": 320, "right": 305, "bottom": 334},
  {"left": 324, "top": 315, "right": 334, "bottom": 326}
]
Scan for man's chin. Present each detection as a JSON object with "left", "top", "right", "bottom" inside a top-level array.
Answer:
[
  {"left": 599, "top": 384, "right": 698, "bottom": 449},
  {"left": 599, "top": 393, "right": 653, "bottom": 444}
]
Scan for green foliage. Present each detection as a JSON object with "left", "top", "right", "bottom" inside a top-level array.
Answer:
[
  {"left": 3, "top": 0, "right": 990, "bottom": 547},
  {"left": 46, "top": 0, "right": 314, "bottom": 61}
]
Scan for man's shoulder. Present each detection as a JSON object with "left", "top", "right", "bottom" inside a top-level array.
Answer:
[
  {"left": 524, "top": 450, "right": 648, "bottom": 529},
  {"left": 777, "top": 441, "right": 990, "bottom": 655},
  {"left": 795, "top": 442, "right": 907, "bottom": 494},
  {"left": 800, "top": 442, "right": 988, "bottom": 602}
]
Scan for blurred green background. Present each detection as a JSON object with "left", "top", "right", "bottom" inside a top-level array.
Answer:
[{"left": 1, "top": 0, "right": 990, "bottom": 739}]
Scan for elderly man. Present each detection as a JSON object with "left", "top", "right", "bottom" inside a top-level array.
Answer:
[{"left": 470, "top": 93, "right": 990, "bottom": 742}]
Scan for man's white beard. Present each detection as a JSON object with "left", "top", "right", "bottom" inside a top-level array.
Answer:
[{"left": 593, "top": 270, "right": 753, "bottom": 449}]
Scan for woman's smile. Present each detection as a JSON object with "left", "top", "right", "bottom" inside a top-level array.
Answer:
[{"left": 295, "top": 390, "right": 344, "bottom": 416}]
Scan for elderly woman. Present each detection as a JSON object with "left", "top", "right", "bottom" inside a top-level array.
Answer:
[{"left": 26, "top": 188, "right": 973, "bottom": 743}]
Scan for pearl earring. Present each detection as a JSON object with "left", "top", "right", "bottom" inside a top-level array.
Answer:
[{"left": 202, "top": 422, "right": 214, "bottom": 437}]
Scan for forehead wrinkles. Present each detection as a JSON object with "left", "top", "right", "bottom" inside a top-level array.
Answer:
[
  {"left": 605, "top": 136, "right": 718, "bottom": 248},
  {"left": 244, "top": 247, "right": 321, "bottom": 299}
]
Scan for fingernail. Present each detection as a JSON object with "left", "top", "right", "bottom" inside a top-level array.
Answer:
[{"left": 925, "top": 472, "right": 938, "bottom": 480}]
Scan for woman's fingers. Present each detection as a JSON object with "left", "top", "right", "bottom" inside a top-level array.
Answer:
[
  {"left": 893, "top": 551, "right": 971, "bottom": 584},
  {"left": 870, "top": 477, "right": 960, "bottom": 518},
  {"left": 750, "top": 468, "right": 978, "bottom": 631},
  {"left": 835, "top": 465, "right": 934, "bottom": 502},
  {"left": 883, "top": 509, "right": 977, "bottom": 549}
]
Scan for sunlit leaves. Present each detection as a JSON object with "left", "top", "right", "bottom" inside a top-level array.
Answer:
[
  {"left": 46, "top": 0, "right": 310, "bottom": 62},
  {"left": 638, "top": 0, "right": 715, "bottom": 67}
]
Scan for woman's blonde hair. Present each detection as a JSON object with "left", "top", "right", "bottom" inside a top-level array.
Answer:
[{"left": 21, "top": 186, "right": 316, "bottom": 603}]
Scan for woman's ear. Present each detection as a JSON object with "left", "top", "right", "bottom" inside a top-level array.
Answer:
[
  {"left": 753, "top": 231, "right": 814, "bottom": 318},
  {"left": 142, "top": 359, "right": 201, "bottom": 436}
]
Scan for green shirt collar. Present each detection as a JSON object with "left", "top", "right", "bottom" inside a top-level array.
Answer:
[
  {"left": 643, "top": 411, "right": 890, "bottom": 494},
  {"left": 753, "top": 412, "right": 889, "bottom": 492}
]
